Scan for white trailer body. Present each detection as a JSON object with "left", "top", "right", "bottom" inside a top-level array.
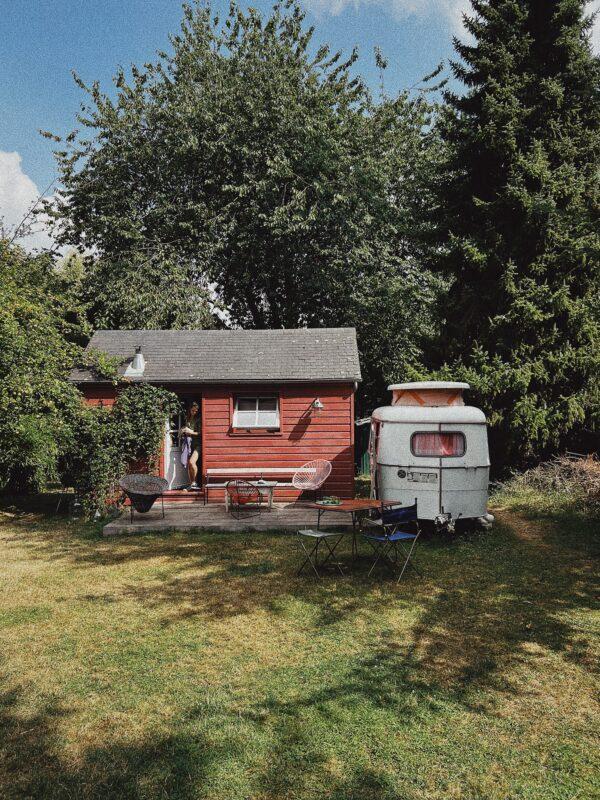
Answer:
[{"left": 370, "top": 383, "right": 492, "bottom": 528}]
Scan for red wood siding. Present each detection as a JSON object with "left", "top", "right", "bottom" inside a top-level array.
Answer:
[
  {"left": 78, "top": 381, "right": 356, "bottom": 503},
  {"left": 81, "top": 386, "right": 117, "bottom": 407},
  {"left": 202, "top": 382, "right": 355, "bottom": 502}
]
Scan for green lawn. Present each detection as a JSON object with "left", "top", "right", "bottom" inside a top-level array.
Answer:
[{"left": 0, "top": 498, "right": 598, "bottom": 800}]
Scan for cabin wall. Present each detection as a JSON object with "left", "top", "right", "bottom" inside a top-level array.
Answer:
[
  {"left": 202, "top": 382, "right": 355, "bottom": 502},
  {"left": 80, "top": 386, "right": 117, "bottom": 407},
  {"left": 78, "top": 381, "right": 356, "bottom": 503}
]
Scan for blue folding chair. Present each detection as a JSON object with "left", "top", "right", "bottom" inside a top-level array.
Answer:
[{"left": 361, "top": 501, "right": 421, "bottom": 582}]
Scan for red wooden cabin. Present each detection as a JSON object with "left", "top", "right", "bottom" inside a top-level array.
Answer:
[{"left": 70, "top": 328, "right": 361, "bottom": 503}]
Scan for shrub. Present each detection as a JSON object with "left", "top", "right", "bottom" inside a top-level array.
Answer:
[
  {"left": 0, "top": 240, "right": 86, "bottom": 493},
  {"left": 495, "top": 455, "right": 600, "bottom": 516},
  {"left": 61, "top": 384, "right": 180, "bottom": 517}
]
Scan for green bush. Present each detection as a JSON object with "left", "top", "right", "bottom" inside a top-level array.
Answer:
[
  {"left": 0, "top": 240, "right": 86, "bottom": 493},
  {"left": 61, "top": 384, "right": 180, "bottom": 517}
]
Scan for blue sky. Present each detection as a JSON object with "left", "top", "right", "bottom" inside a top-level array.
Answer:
[{"left": 1, "top": 0, "right": 598, "bottom": 248}]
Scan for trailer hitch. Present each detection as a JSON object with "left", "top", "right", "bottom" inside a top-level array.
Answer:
[{"left": 434, "top": 513, "right": 455, "bottom": 534}]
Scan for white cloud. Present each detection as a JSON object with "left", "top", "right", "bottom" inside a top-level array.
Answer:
[
  {"left": 0, "top": 151, "right": 56, "bottom": 251},
  {"left": 304, "top": 0, "right": 600, "bottom": 44},
  {"left": 303, "top": 0, "right": 470, "bottom": 33}
]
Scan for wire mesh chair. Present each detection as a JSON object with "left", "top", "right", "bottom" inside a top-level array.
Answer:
[
  {"left": 292, "top": 460, "right": 332, "bottom": 501},
  {"left": 119, "top": 474, "right": 168, "bottom": 523},
  {"left": 226, "top": 479, "right": 263, "bottom": 519}
]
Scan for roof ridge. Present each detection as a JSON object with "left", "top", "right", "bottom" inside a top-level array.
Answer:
[{"left": 91, "top": 327, "right": 357, "bottom": 334}]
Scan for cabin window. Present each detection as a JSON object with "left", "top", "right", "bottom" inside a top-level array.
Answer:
[
  {"left": 233, "top": 396, "right": 280, "bottom": 429},
  {"left": 411, "top": 432, "right": 466, "bottom": 458}
]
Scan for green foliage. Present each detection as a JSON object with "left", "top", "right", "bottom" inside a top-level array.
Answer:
[
  {"left": 433, "top": 0, "right": 600, "bottom": 469},
  {"left": 78, "top": 348, "right": 121, "bottom": 383},
  {"left": 49, "top": 0, "right": 442, "bottom": 411},
  {"left": 111, "top": 384, "right": 180, "bottom": 468},
  {"left": 81, "top": 248, "right": 218, "bottom": 331},
  {"left": 59, "top": 405, "right": 120, "bottom": 517},
  {"left": 0, "top": 240, "right": 86, "bottom": 492},
  {"left": 61, "top": 384, "right": 180, "bottom": 517}
]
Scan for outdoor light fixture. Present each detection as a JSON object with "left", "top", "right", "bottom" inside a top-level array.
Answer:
[{"left": 311, "top": 398, "right": 324, "bottom": 415}]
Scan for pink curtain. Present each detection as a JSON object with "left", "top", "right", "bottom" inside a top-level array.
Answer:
[{"left": 413, "top": 433, "right": 464, "bottom": 457}]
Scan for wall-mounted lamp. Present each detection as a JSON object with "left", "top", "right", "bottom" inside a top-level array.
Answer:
[{"left": 311, "top": 398, "right": 324, "bottom": 415}]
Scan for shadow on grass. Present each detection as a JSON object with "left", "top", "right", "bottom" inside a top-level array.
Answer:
[
  {"left": 0, "top": 683, "right": 214, "bottom": 800},
  {"left": 2, "top": 503, "right": 598, "bottom": 696},
  {"left": 0, "top": 676, "right": 406, "bottom": 800},
  {"left": 406, "top": 509, "right": 599, "bottom": 693},
  {"left": 118, "top": 528, "right": 390, "bottom": 616},
  {"left": 120, "top": 511, "right": 599, "bottom": 694},
  {"left": 0, "top": 504, "right": 598, "bottom": 798},
  {"left": 231, "top": 522, "right": 599, "bottom": 797}
]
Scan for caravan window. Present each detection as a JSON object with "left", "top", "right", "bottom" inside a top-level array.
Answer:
[{"left": 411, "top": 432, "right": 465, "bottom": 457}]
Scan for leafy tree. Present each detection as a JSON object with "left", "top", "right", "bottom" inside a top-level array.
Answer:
[
  {"left": 0, "top": 240, "right": 86, "bottom": 491},
  {"left": 81, "top": 247, "right": 217, "bottom": 330},
  {"left": 434, "top": 0, "right": 600, "bottom": 468},
  {"left": 49, "top": 0, "right": 441, "bottom": 411}
]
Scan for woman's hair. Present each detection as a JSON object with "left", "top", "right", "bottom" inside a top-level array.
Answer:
[{"left": 187, "top": 400, "right": 200, "bottom": 420}]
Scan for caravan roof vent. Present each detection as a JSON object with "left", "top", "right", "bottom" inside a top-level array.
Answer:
[{"left": 387, "top": 381, "right": 469, "bottom": 407}]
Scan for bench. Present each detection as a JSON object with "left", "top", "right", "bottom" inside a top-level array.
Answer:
[{"left": 204, "top": 467, "right": 310, "bottom": 501}]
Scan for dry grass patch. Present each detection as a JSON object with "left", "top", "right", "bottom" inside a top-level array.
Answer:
[{"left": 0, "top": 497, "right": 598, "bottom": 799}]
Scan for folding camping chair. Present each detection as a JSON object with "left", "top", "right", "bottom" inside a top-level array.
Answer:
[
  {"left": 296, "top": 529, "right": 346, "bottom": 578},
  {"left": 361, "top": 501, "right": 421, "bottom": 583}
]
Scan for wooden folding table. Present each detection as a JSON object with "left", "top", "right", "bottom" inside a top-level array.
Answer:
[{"left": 308, "top": 499, "right": 392, "bottom": 558}]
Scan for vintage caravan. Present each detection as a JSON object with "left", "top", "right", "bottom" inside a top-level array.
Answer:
[{"left": 370, "top": 382, "right": 493, "bottom": 532}]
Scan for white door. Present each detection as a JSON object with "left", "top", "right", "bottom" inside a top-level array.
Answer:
[{"left": 164, "top": 410, "right": 189, "bottom": 489}]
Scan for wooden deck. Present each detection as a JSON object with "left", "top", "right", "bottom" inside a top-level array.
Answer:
[{"left": 102, "top": 502, "right": 354, "bottom": 537}]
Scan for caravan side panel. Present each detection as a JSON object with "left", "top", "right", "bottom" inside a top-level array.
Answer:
[{"left": 376, "top": 421, "right": 442, "bottom": 519}]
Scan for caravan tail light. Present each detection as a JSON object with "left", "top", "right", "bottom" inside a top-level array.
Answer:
[{"left": 411, "top": 432, "right": 465, "bottom": 457}]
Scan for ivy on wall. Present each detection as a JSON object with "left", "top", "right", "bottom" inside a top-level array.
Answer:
[{"left": 61, "top": 384, "right": 180, "bottom": 517}]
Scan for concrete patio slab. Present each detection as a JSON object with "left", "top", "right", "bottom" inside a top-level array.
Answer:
[{"left": 102, "top": 502, "right": 354, "bottom": 537}]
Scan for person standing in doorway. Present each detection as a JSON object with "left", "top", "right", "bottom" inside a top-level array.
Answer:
[{"left": 181, "top": 400, "right": 202, "bottom": 490}]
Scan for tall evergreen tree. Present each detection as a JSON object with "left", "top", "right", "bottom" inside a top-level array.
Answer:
[{"left": 435, "top": 0, "right": 600, "bottom": 468}]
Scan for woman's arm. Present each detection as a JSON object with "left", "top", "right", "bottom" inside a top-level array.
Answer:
[{"left": 180, "top": 426, "right": 199, "bottom": 436}]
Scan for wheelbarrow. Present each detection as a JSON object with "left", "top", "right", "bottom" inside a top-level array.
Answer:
[{"left": 118, "top": 474, "right": 169, "bottom": 523}]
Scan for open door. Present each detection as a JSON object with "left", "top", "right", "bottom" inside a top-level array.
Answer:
[
  {"left": 164, "top": 408, "right": 189, "bottom": 490},
  {"left": 369, "top": 420, "right": 380, "bottom": 499}
]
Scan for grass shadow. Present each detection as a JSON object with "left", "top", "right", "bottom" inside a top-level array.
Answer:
[{"left": 0, "top": 681, "right": 218, "bottom": 800}]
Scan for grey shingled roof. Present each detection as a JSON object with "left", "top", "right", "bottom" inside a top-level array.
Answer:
[{"left": 70, "top": 328, "right": 361, "bottom": 384}]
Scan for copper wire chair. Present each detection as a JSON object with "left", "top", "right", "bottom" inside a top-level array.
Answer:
[
  {"left": 226, "top": 479, "right": 263, "bottom": 519},
  {"left": 292, "top": 460, "right": 332, "bottom": 501}
]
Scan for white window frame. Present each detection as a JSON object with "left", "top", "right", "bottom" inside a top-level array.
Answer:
[
  {"left": 233, "top": 396, "right": 280, "bottom": 429},
  {"left": 410, "top": 431, "right": 466, "bottom": 458}
]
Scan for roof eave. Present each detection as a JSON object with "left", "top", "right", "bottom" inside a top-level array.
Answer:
[{"left": 69, "top": 376, "right": 362, "bottom": 385}]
